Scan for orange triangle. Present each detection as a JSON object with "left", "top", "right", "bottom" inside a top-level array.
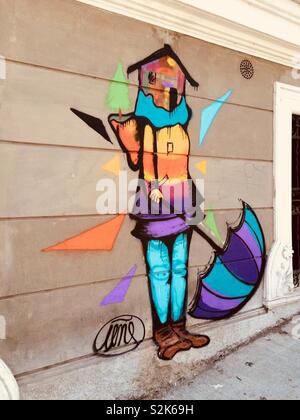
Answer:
[
  {"left": 43, "top": 215, "right": 126, "bottom": 252},
  {"left": 195, "top": 160, "right": 207, "bottom": 175},
  {"left": 102, "top": 154, "right": 121, "bottom": 176}
]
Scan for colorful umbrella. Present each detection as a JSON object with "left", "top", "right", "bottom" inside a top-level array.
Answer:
[{"left": 189, "top": 202, "right": 266, "bottom": 320}]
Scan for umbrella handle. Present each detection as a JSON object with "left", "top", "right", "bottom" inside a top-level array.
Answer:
[
  {"left": 160, "top": 198, "right": 223, "bottom": 254},
  {"left": 192, "top": 225, "right": 223, "bottom": 254}
]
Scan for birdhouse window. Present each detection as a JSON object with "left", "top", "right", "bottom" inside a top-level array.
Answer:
[{"left": 148, "top": 72, "right": 157, "bottom": 85}]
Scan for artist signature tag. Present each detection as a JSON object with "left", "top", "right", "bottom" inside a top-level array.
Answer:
[{"left": 93, "top": 315, "right": 146, "bottom": 357}]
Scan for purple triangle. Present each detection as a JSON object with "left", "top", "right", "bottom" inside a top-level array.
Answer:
[{"left": 100, "top": 265, "right": 138, "bottom": 306}]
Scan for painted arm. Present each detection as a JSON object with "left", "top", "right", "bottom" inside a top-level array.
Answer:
[{"left": 109, "top": 115, "right": 142, "bottom": 172}]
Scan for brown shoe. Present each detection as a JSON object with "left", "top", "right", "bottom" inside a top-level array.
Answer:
[
  {"left": 172, "top": 320, "right": 210, "bottom": 349},
  {"left": 154, "top": 325, "right": 192, "bottom": 361}
]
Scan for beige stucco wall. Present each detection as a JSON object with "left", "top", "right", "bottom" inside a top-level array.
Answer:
[{"left": 0, "top": 0, "right": 299, "bottom": 375}]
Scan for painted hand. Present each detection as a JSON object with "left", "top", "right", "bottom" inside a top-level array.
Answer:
[{"left": 150, "top": 189, "right": 164, "bottom": 204}]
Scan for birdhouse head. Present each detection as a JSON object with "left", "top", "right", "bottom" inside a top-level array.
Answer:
[{"left": 127, "top": 44, "right": 199, "bottom": 110}]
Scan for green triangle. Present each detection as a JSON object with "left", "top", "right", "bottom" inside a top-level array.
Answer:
[
  {"left": 106, "top": 62, "right": 132, "bottom": 112},
  {"left": 113, "top": 62, "right": 127, "bottom": 84},
  {"left": 204, "top": 209, "right": 222, "bottom": 242}
]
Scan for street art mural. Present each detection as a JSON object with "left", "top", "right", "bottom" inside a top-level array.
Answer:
[{"left": 44, "top": 44, "right": 266, "bottom": 361}]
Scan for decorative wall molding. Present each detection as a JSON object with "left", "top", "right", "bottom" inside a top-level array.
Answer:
[
  {"left": 265, "top": 242, "right": 295, "bottom": 307},
  {"left": 264, "top": 82, "right": 300, "bottom": 309},
  {"left": 0, "top": 360, "right": 19, "bottom": 400},
  {"left": 243, "top": 0, "right": 300, "bottom": 25},
  {"left": 77, "top": 0, "right": 300, "bottom": 67}
]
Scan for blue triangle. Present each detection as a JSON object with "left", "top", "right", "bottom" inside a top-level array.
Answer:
[{"left": 200, "top": 89, "right": 233, "bottom": 145}]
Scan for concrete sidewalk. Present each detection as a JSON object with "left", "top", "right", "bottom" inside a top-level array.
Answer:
[
  {"left": 162, "top": 318, "right": 300, "bottom": 400},
  {"left": 18, "top": 305, "right": 300, "bottom": 400}
]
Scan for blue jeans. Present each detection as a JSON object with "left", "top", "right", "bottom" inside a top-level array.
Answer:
[{"left": 145, "top": 233, "right": 190, "bottom": 326}]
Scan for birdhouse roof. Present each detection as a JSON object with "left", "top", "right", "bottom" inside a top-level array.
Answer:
[{"left": 127, "top": 44, "right": 199, "bottom": 88}]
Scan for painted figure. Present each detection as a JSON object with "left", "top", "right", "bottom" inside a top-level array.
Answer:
[
  {"left": 109, "top": 45, "right": 210, "bottom": 360},
  {"left": 68, "top": 44, "right": 267, "bottom": 362}
]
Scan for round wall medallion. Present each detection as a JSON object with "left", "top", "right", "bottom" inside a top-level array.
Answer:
[{"left": 240, "top": 59, "right": 254, "bottom": 79}]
